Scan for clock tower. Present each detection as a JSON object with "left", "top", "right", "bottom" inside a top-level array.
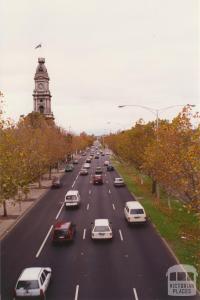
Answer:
[{"left": 33, "top": 57, "right": 54, "bottom": 119}]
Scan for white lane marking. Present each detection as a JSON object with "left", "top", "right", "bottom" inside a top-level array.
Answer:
[
  {"left": 133, "top": 288, "right": 139, "bottom": 300},
  {"left": 87, "top": 203, "right": 90, "bottom": 210},
  {"left": 106, "top": 180, "right": 109, "bottom": 184},
  {"left": 119, "top": 229, "right": 124, "bottom": 241},
  {"left": 108, "top": 189, "right": 111, "bottom": 194},
  {"left": 72, "top": 174, "right": 79, "bottom": 188},
  {"left": 112, "top": 203, "right": 116, "bottom": 210},
  {"left": 55, "top": 203, "right": 64, "bottom": 220},
  {"left": 89, "top": 190, "right": 91, "bottom": 194},
  {"left": 36, "top": 225, "right": 53, "bottom": 258},
  {"left": 83, "top": 229, "right": 86, "bottom": 239},
  {"left": 74, "top": 285, "right": 80, "bottom": 300}
]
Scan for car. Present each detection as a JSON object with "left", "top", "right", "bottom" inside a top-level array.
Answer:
[
  {"left": 86, "top": 158, "right": 91, "bottom": 163},
  {"left": 93, "top": 174, "right": 103, "bottom": 185},
  {"left": 14, "top": 267, "right": 52, "bottom": 299},
  {"left": 94, "top": 155, "right": 99, "bottom": 159},
  {"left": 73, "top": 159, "right": 79, "bottom": 164},
  {"left": 95, "top": 166, "right": 102, "bottom": 174},
  {"left": 65, "top": 164, "right": 74, "bottom": 172},
  {"left": 79, "top": 168, "right": 88, "bottom": 175},
  {"left": 82, "top": 152, "right": 87, "bottom": 156},
  {"left": 114, "top": 177, "right": 125, "bottom": 187},
  {"left": 52, "top": 221, "right": 76, "bottom": 243},
  {"left": 104, "top": 160, "right": 109, "bottom": 166},
  {"left": 51, "top": 176, "right": 62, "bottom": 188},
  {"left": 124, "top": 201, "right": 147, "bottom": 224},
  {"left": 83, "top": 162, "right": 90, "bottom": 169},
  {"left": 107, "top": 165, "right": 114, "bottom": 171},
  {"left": 101, "top": 152, "right": 105, "bottom": 156},
  {"left": 65, "top": 190, "right": 80, "bottom": 207},
  {"left": 91, "top": 219, "right": 113, "bottom": 240}
]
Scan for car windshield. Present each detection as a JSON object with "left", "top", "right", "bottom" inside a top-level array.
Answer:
[
  {"left": 16, "top": 280, "right": 39, "bottom": 290},
  {"left": 66, "top": 195, "right": 77, "bottom": 200},
  {"left": 94, "top": 226, "right": 110, "bottom": 232},
  {"left": 54, "top": 229, "right": 67, "bottom": 237},
  {"left": 130, "top": 209, "right": 144, "bottom": 214}
]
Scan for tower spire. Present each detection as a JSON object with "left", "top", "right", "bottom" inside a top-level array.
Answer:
[{"left": 33, "top": 58, "right": 54, "bottom": 119}]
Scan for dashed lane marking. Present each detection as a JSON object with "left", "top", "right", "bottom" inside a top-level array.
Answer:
[
  {"left": 36, "top": 225, "right": 53, "bottom": 258},
  {"left": 133, "top": 288, "right": 139, "bottom": 300},
  {"left": 89, "top": 190, "right": 91, "bottom": 194},
  {"left": 119, "top": 229, "right": 124, "bottom": 241},
  {"left": 74, "top": 285, "right": 80, "bottom": 300},
  {"left": 83, "top": 229, "right": 86, "bottom": 240},
  {"left": 55, "top": 203, "right": 64, "bottom": 220},
  {"left": 112, "top": 203, "right": 116, "bottom": 210},
  {"left": 108, "top": 189, "right": 111, "bottom": 194},
  {"left": 87, "top": 203, "right": 90, "bottom": 210}
]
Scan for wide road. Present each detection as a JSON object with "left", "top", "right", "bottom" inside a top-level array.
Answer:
[{"left": 1, "top": 151, "right": 199, "bottom": 300}]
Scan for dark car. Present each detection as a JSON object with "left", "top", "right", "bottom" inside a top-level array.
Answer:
[
  {"left": 86, "top": 158, "right": 91, "bottom": 163},
  {"left": 51, "top": 177, "right": 62, "bottom": 188},
  {"left": 94, "top": 155, "right": 99, "bottom": 159},
  {"left": 107, "top": 165, "right": 114, "bottom": 171},
  {"left": 52, "top": 222, "right": 76, "bottom": 244},
  {"left": 95, "top": 167, "right": 103, "bottom": 174},
  {"left": 93, "top": 174, "right": 103, "bottom": 185},
  {"left": 65, "top": 164, "right": 74, "bottom": 172}
]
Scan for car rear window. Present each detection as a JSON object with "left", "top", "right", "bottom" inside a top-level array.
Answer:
[
  {"left": 130, "top": 209, "right": 144, "bottom": 214},
  {"left": 16, "top": 280, "right": 39, "bottom": 290},
  {"left": 66, "top": 195, "right": 77, "bottom": 200},
  {"left": 94, "top": 226, "right": 110, "bottom": 232}
]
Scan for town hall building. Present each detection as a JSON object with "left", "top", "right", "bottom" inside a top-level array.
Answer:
[{"left": 33, "top": 58, "right": 54, "bottom": 119}]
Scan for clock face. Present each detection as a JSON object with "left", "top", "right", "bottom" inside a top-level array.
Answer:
[{"left": 38, "top": 83, "right": 44, "bottom": 90}]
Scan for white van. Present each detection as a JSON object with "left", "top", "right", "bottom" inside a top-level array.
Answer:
[
  {"left": 124, "top": 201, "right": 146, "bottom": 223},
  {"left": 65, "top": 190, "right": 80, "bottom": 207}
]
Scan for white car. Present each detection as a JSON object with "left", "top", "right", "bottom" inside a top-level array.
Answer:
[
  {"left": 104, "top": 161, "right": 109, "bottom": 166},
  {"left": 65, "top": 190, "right": 80, "bottom": 207},
  {"left": 14, "top": 267, "right": 52, "bottom": 299},
  {"left": 83, "top": 162, "right": 90, "bottom": 169},
  {"left": 124, "top": 201, "right": 147, "bottom": 223},
  {"left": 114, "top": 177, "right": 125, "bottom": 187},
  {"left": 91, "top": 219, "right": 113, "bottom": 240}
]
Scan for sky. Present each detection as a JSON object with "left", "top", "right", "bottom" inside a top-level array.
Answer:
[{"left": 1, "top": 0, "right": 199, "bottom": 135}]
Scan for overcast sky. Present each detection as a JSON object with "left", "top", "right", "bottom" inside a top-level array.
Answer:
[{"left": 1, "top": 0, "right": 199, "bottom": 134}]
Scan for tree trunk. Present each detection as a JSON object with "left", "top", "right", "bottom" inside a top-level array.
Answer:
[
  {"left": 38, "top": 176, "right": 42, "bottom": 188},
  {"left": 3, "top": 200, "right": 8, "bottom": 217},
  {"left": 152, "top": 179, "right": 156, "bottom": 194},
  {"left": 49, "top": 166, "right": 52, "bottom": 180}
]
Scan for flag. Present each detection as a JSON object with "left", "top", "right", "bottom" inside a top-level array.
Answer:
[{"left": 35, "top": 43, "right": 42, "bottom": 49}]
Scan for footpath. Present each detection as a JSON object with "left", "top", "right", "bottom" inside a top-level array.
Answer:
[{"left": 0, "top": 169, "right": 65, "bottom": 240}]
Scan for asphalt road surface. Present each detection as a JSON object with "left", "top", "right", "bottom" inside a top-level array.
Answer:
[{"left": 1, "top": 153, "right": 199, "bottom": 300}]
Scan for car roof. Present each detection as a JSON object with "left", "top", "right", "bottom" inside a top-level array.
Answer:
[
  {"left": 19, "top": 268, "right": 43, "bottom": 281},
  {"left": 54, "top": 221, "right": 71, "bottom": 230},
  {"left": 94, "top": 219, "right": 109, "bottom": 226},
  {"left": 125, "top": 201, "right": 144, "bottom": 209},
  {"left": 66, "top": 190, "right": 79, "bottom": 195},
  {"left": 115, "top": 177, "right": 123, "bottom": 180}
]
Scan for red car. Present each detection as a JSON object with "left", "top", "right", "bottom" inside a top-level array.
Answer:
[
  {"left": 52, "top": 222, "right": 76, "bottom": 244},
  {"left": 93, "top": 174, "right": 103, "bottom": 185}
]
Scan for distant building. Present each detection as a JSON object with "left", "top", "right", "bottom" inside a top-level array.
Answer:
[{"left": 33, "top": 58, "right": 54, "bottom": 119}]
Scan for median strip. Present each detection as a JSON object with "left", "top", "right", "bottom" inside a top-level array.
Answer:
[{"left": 36, "top": 225, "right": 53, "bottom": 258}]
